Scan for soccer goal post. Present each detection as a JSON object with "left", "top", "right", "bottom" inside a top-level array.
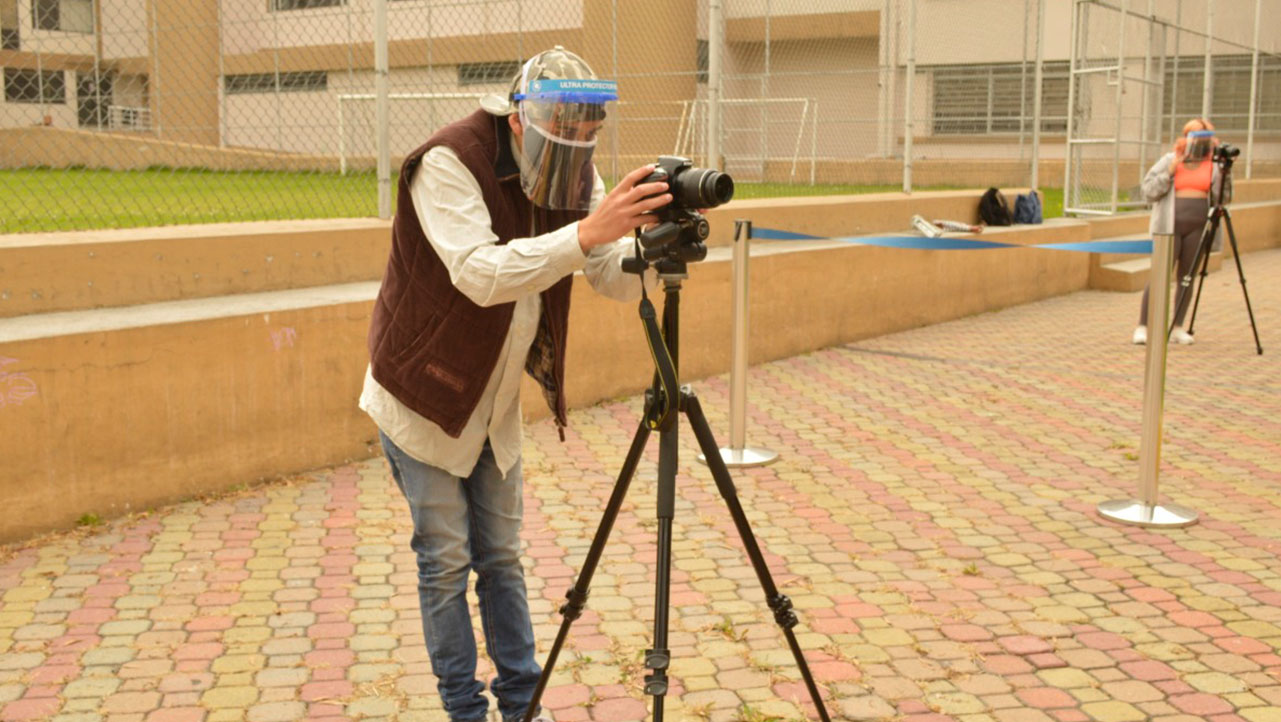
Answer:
[
  {"left": 676, "top": 97, "right": 819, "bottom": 185},
  {"left": 336, "top": 92, "right": 484, "bottom": 175}
]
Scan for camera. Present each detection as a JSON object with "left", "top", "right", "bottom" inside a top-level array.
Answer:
[
  {"left": 635, "top": 156, "right": 734, "bottom": 263},
  {"left": 644, "top": 155, "right": 735, "bottom": 217},
  {"left": 1215, "top": 143, "right": 1241, "bottom": 162}
]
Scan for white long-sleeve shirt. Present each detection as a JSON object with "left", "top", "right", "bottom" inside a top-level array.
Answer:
[{"left": 360, "top": 143, "right": 649, "bottom": 478}]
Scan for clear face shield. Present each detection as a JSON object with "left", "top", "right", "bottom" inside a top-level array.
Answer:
[
  {"left": 1186, "top": 129, "right": 1216, "bottom": 162},
  {"left": 515, "top": 76, "right": 618, "bottom": 210}
]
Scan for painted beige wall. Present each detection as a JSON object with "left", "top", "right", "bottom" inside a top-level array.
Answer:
[
  {"left": 0, "top": 219, "right": 388, "bottom": 318},
  {"left": 100, "top": 0, "right": 149, "bottom": 60},
  {"left": 149, "top": 0, "right": 220, "bottom": 145},
  {"left": 724, "top": 37, "right": 881, "bottom": 167},
  {"left": 0, "top": 292, "right": 379, "bottom": 543}
]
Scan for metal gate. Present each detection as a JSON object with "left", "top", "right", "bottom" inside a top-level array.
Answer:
[{"left": 1063, "top": 0, "right": 1168, "bottom": 216}]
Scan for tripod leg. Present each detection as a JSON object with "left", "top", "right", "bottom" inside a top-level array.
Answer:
[
  {"left": 1182, "top": 215, "right": 1216, "bottom": 336},
  {"left": 683, "top": 392, "right": 833, "bottom": 722},
  {"left": 1221, "top": 212, "right": 1264, "bottom": 354},
  {"left": 644, "top": 408, "right": 679, "bottom": 722},
  {"left": 1185, "top": 235, "right": 1213, "bottom": 335},
  {"left": 521, "top": 420, "right": 652, "bottom": 722}
]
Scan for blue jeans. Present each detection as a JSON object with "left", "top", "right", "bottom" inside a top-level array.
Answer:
[{"left": 380, "top": 432, "right": 542, "bottom": 722}]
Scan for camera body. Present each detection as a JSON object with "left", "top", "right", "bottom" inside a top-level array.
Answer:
[
  {"left": 1215, "top": 143, "right": 1241, "bottom": 162},
  {"left": 635, "top": 156, "right": 735, "bottom": 265}
]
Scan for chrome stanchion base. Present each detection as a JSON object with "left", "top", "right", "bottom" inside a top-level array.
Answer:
[
  {"left": 1097, "top": 499, "right": 1199, "bottom": 528},
  {"left": 698, "top": 447, "right": 779, "bottom": 468}
]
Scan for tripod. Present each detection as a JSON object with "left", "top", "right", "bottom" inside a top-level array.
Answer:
[
  {"left": 522, "top": 245, "right": 833, "bottom": 722},
  {"left": 1177, "top": 152, "right": 1263, "bottom": 354}
]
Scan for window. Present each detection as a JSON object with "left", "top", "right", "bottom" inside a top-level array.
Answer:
[
  {"left": 76, "top": 71, "right": 112, "bottom": 128},
  {"left": 932, "top": 61, "right": 1069, "bottom": 135},
  {"left": 458, "top": 61, "right": 520, "bottom": 87},
  {"left": 1, "top": 28, "right": 18, "bottom": 50},
  {"left": 696, "top": 39, "right": 708, "bottom": 84},
  {"left": 1163, "top": 55, "right": 1281, "bottom": 132},
  {"left": 32, "top": 0, "right": 92, "bottom": 33},
  {"left": 270, "top": 0, "right": 345, "bottom": 10},
  {"left": 224, "top": 71, "right": 327, "bottom": 94},
  {"left": 4, "top": 67, "right": 65, "bottom": 103}
]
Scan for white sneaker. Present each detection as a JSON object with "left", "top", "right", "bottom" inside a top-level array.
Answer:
[
  {"left": 501, "top": 712, "right": 552, "bottom": 722},
  {"left": 1132, "top": 326, "right": 1147, "bottom": 345},
  {"left": 1171, "top": 326, "right": 1195, "bottom": 345}
]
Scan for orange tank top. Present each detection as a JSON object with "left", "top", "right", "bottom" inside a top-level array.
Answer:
[{"left": 1173, "top": 159, "right": 1212, "bottom": 192}]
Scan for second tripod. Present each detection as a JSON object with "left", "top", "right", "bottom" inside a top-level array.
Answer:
[
  {"left": 1177, "top": 149, "right": 1263, "bottom": 354},
  {"left": 521, "top": 243, "right": 832, "bottom": 722}
]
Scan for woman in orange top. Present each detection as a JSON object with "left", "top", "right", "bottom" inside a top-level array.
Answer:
[{"left": 1133, "top": 118, "right": 1228, "bottom": 345}]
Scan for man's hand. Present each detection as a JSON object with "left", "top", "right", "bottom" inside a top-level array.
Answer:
[{"left": 578, "top": 164, "right": 671, "bottom": 253}]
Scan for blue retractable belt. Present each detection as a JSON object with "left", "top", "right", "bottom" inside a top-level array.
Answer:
[{"left": 749, "top": 227, "right": 1153, "bottom": 254}]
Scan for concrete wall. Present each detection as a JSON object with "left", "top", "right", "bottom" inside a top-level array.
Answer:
[
  {"left": 0, "top": 125, "right": 343, "bottom": 171},
  {"left": 4, "top": 183, "right": 1281, "bottom": 542}
]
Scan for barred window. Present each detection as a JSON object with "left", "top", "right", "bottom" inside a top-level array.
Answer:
[
  {"left": 4, "top": 67, "right": 65, "bottom": 103},
  {"left": 932, "top": 62, "right": 1069, "bottom": 135},
  {"left": 270, "top": 0, "right": 345, "bottom": 10},
  {"left": 458, "top": 61, "right": 520, "bottom": 87},
  {"left": 224, "top": 71, "right": 328, "bottom": 94},
  {"left": 32, "top": 0, "right": 93, "bottom": 33},
  {"left": 1, "top": 28, "right": 18, "bottom": 50},
  {"left": 1163, "top": 55, "right": 1281, "bottom": 132}
]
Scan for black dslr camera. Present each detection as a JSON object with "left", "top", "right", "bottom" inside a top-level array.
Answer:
[
  {"left": 635, "top": 156, "right": 734, "bottom": 264},
  {"left": 1214, "top": 143, "right": 1241, "bottom": 163}
]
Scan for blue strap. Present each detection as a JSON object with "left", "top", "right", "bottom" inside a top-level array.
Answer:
[{"left": 749, "top": 226, "right": 1153, "bottom": 254}]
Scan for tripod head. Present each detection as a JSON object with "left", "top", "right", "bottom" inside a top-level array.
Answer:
[
  {"left": 622, "top": 213, "right": 709, "bottom": 280},
  {"left": 1211, "top": 143, "right": 1240, "bottom": 209}
]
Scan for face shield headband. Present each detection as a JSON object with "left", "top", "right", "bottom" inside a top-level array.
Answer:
[
  {"left": 1185, "top": 129, "right": 1216, "bottom": 162},
  {"left": 514, "top": 71, "right": 619, "bottom": 210}
]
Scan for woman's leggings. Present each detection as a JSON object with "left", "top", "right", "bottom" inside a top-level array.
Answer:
[{"left": 1139, "top": 197, "right": 1209, "bottom": 327}]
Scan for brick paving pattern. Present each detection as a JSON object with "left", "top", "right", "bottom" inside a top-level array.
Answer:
[{"left": 2, "top": 249, "right": 1280, "bottom": 722}]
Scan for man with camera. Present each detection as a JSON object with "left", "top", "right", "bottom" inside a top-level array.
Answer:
[{"left": 359, "top": 47, "right": 670, "bottom": 722}]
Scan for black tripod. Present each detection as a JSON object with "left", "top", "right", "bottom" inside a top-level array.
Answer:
[
  {"left": 1178, "top": 151, "right": 1263, "bottom": 354},
  {"left": 522, "top": 228, "right": 832, "bottom": 722}
]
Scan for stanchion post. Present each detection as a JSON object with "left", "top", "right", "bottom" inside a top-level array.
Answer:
[
  {"left": 1098, "top": 233, "right": 1198, "bottom": 528},
  {"left": 699, "top": 220, "right": 778, "bottom": 469}
]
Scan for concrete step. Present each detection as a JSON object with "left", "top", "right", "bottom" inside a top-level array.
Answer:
[{"left": 1092, "top": 250, "right": 1223, "bottom": 292}]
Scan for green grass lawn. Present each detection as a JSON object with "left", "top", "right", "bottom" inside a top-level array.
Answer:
[{"left": 0, "top": 167, "right": 1062, "bottom": 234}]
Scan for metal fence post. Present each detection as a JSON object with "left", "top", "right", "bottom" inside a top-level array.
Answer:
[
  {"left": 901, "top": 0, "right": 916, "bottom": 194},
  {"left": 217, "top": 0, "right": 226, "bottom": 147},
  {"left": 700, "top": 220, "right": 778, "bottom": 469},
  {"left": 1030, "top": 0, "right": 1045, "bottom": 190},
  {"left": 1246, "top": 0, "right": 1261, "bottom": 179},
  {"left": 707, "top": 0, "right": 723, "bottom": 172},
  {"left": 272, "top": 3, "right": 282, "bottom": 153},
  {"left": 1063, "top": 0, "right": 1080, "bottom": 211},
  {"left": 1201, "top": 1, "right": 1212, "bottom": 119},
  {"left": 374, "top": 0, "right": 391, "bottom": 220},
  {"left": 151, "top": 1, "right": 162, "bottom": 138},
  {"left": 1019, "top": 0, "right": 1030, "bottom": 161},
  {"left": 1098, "top": 233, "right": 1199, "bottom": 528}
]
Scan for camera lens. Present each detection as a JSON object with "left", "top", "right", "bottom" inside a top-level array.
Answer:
[
  {"left": 672, "top": 167, "right": 735, "bottom": 209},
  {"left": 701, "top": 171, "right": 735, "bottom": 207}
]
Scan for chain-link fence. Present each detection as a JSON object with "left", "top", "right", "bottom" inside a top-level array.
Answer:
[
  {"left": 1, "top": 0, "right": 1278, "bottom": 233},
  {"left": 1060, "top": 0, "right": 1281, "bottom": 215}
]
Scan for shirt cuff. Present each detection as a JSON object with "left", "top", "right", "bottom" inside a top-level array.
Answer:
[{"left": 551, "top": 221, "right": 590, "bottom": 274}]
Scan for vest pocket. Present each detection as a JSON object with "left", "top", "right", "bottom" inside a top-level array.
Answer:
[
  {"left": 389, "top": 313, "right": 442, "bottom": 369},
  {"left": 389, "top": 313, "right": 473, "bottom": 397}
]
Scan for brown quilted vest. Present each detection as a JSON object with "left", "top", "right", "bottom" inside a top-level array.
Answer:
[{"left": 367, "top": 109, "right": 586, "bottom": 438}]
